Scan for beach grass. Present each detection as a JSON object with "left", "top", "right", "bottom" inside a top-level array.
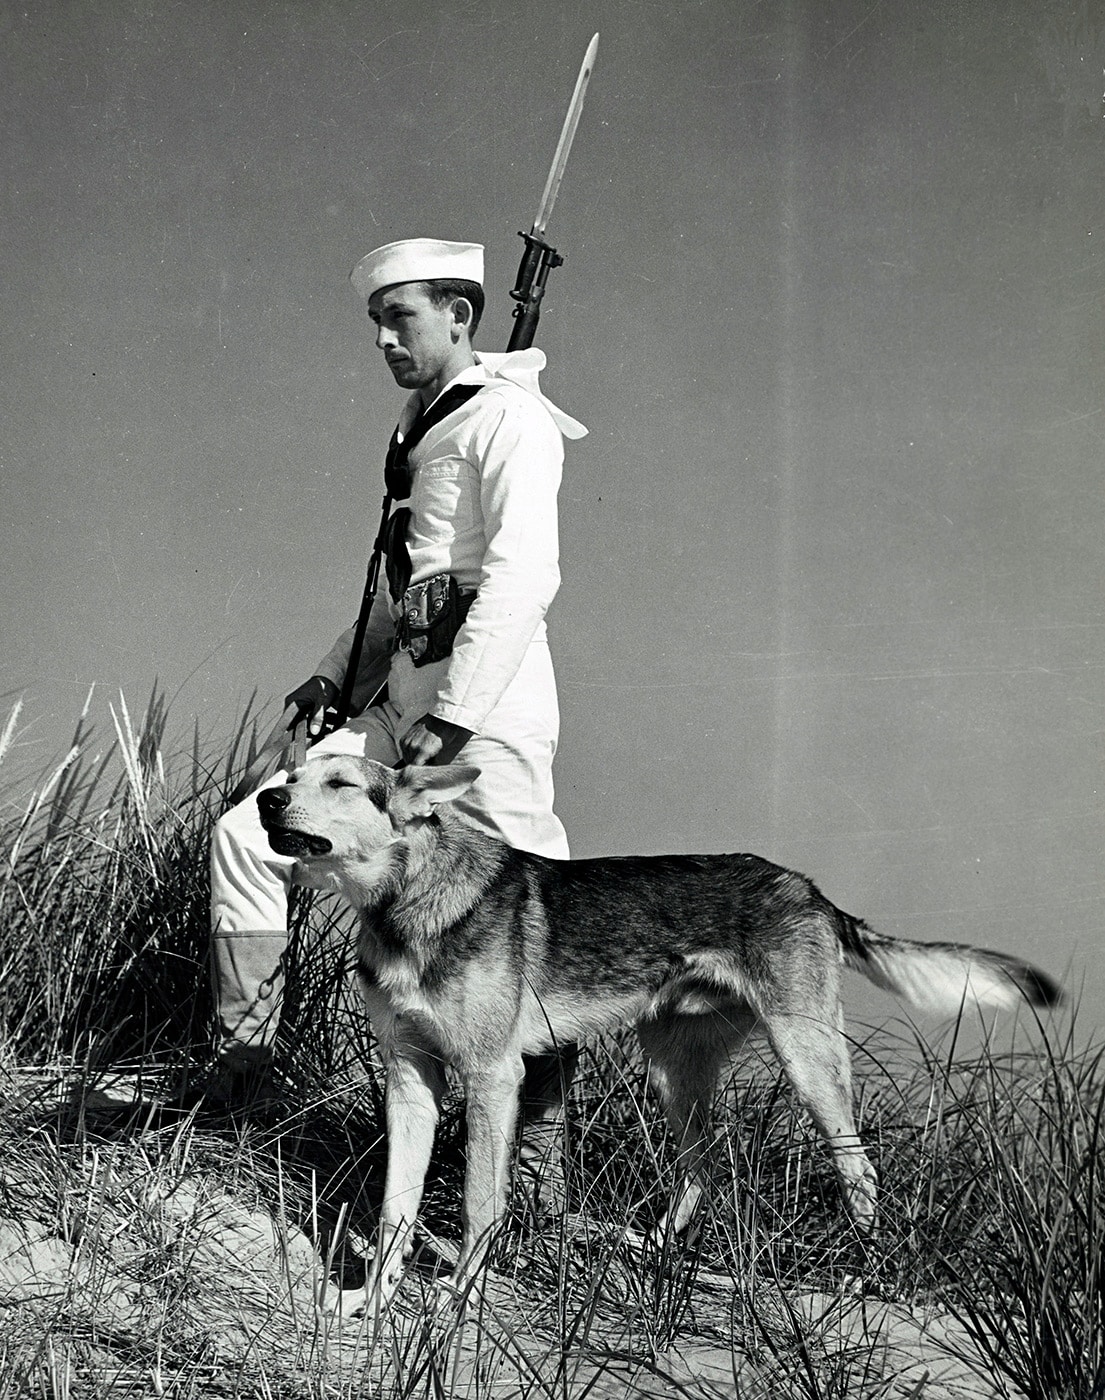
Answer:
[{"left": 0, "top": 691, "right": 1100, "bottom": 1398}]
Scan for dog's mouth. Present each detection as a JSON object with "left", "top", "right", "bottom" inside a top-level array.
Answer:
[{"left": 263, "top": 827, "right": 333, "bottom": 858}]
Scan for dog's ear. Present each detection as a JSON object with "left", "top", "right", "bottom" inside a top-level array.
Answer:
[{"left": 390, "top": 764, "right": 481, "bottom": 821}]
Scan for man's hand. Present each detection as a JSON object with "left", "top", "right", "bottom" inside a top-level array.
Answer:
[
  {"left": 284, "top": 676, "right": 338, "bottom": 738},
  {"left": 399, "top": 714, "right": 474, "bottom": 767}
]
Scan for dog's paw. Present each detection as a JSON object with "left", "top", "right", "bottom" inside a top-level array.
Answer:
[
  {"left": 430, "top": 1269, "right": 482, "bottom": 1322},
  {"left": 322, "top": 1272, "right": 403, "bottom": 1322},
  {"left": 322, "top": 1285, "right": 370, "bottom": 1321}
]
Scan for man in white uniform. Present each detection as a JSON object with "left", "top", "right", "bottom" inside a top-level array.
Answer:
[{"left": 208, "top": 237, "right": 584, "bottom": 1205}]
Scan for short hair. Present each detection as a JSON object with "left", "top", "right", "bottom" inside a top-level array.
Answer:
[{"left": 422, "top": 278, "right": 485, "bottom": 336}]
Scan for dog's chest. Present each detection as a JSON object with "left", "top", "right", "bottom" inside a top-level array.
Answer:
[
  {"left": 356, "top": 933, "right": 513, "bottom": 1059},
  {"left": 358, "top": 938, "right": 429, "bottom": 1012}
]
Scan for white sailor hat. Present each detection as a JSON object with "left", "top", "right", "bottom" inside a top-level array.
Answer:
[{"left": 350, "top": 238, "right": 484, "bottom": 302}]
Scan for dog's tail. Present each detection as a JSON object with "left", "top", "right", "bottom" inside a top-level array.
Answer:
[{"left": 838, "top": 915, "right": 1063, "bottom": 1016}]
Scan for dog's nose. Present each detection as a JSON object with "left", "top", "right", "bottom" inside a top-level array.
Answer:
[{"left": 257, "top": 787, "right": 291, "bottom": 817}]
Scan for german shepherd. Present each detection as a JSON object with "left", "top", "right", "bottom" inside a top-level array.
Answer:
[{"left": 257, "top": 754, "right": 1061, "bottom": 1311}]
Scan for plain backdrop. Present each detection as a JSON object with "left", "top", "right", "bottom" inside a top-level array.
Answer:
[{"left": 3, "top": 0, "right": 1102, "bottom": 1035}]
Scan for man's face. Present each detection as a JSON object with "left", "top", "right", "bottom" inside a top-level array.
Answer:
[{"left": 368, "top": 283, "right": 458, "bottom": 392}]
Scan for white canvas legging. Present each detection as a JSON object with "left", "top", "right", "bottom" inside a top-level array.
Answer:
[{"left": 210, "top": 642, "right": 568, "bottom": 1059}]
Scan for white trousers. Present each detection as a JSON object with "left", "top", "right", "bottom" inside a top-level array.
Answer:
[{"left": 209, "top": 643, "right": 568, "bottom": 1057}]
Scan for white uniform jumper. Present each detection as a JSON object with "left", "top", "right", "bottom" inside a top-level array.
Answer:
[{"left": 210, "top": 349, "right": 585, "bottom": 1057}]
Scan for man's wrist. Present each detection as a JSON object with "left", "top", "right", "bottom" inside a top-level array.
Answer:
[{"left": 425, "top": 714, "right": 472, "bottom": 742}]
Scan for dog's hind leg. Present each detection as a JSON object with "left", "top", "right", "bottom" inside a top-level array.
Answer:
[
  {"left": 761, "top": 1009, "right": 877, "bottom": 1229},
  {"left": 515, "top": 1046, "right": 579, "bottom": 1223},
  {"left": 638, "top": 1008, "right": 753, "bottom": 1237}
]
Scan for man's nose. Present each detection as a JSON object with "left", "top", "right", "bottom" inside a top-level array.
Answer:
[{"left": 375, "top": 322, "right": 397, "bottom": 350}]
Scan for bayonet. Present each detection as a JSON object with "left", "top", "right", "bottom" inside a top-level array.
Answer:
[
  {"left": 508, "top": 33, "right": 599, "bottom": 351},
  {"left": 532, "top": 33, "right": 599, "bottom": 238}
]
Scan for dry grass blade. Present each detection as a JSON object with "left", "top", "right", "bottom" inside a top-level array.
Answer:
[{"left": 0, "top": 698, "right": 23, "bottom": 773}]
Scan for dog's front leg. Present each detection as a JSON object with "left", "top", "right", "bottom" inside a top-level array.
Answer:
[
  {"left": 333, "top": 1033, "right": 446, "bottom": 1317},
  {"left": 375, "top": 1040, "right": 447, "bottom": 1294},
  {"left": 446, "top": 1055, "right": 525, "bottom": 1300}
]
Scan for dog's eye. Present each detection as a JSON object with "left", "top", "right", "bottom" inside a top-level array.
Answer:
[{"left": 325, "top": 776, "right": 358, "bottom": 791}]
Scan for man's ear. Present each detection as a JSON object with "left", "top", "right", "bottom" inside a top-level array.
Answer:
[
  {"left": 450, "top": 296, "right": 474, "bottom": 338},
  {"left": 390, "top": 764, "right": 481, "bottom": 821}
]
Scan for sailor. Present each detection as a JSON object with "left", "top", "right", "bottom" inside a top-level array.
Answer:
[{"left": 207, "top": 237, "right": 585, "bottom": 1201}]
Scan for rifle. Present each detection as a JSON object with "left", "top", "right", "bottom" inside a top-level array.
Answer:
[
  {"left": 327, "top": 33, "right": 597, "bottom": 739},
  {"left": 230, "top": 34, "right": 598, "bottom": 798}
]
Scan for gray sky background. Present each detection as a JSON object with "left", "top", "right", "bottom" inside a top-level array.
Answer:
[{"left": 3, "top": 0, "right": 1102, "bottom": 1033}]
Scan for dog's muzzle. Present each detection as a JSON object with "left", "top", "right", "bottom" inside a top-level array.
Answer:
[{"left": 256, "top": 786, "right": 333, "bottom": 857}]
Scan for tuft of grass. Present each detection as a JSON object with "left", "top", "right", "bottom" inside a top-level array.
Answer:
[
  {"left": 929, "top": 1020, "right": 1105, "bottom": 1400},
  {"left": 0, "top": 685, "right": 248, "bottom": 1069},
  {"left": 0, "top": 692, "right": 1100, "bottom": 1398}
]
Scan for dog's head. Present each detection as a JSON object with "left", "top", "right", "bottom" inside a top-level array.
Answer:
[{"left": 256, "top": 755, "right": 480, "bottom": 894}]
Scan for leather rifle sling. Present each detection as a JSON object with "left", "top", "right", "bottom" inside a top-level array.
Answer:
[{"left": 335, "top": 381, "right": 482, "bottom": 722}]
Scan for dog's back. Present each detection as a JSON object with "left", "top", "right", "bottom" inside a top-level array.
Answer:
[
  {"left": 476, "top": 845, "right": 1061, "bottom": 1033},
  {"left": 259, "top": 754, "right": 1062, "bottom": 1309}
]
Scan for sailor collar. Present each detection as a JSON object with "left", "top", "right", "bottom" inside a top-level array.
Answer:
[{"left": 397, "top": 349, "right": 587, "bottom": 441}]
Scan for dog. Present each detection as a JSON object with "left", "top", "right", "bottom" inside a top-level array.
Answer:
[{"left": 257, "top": 753, "right": 1062, "bottom": 1311}]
